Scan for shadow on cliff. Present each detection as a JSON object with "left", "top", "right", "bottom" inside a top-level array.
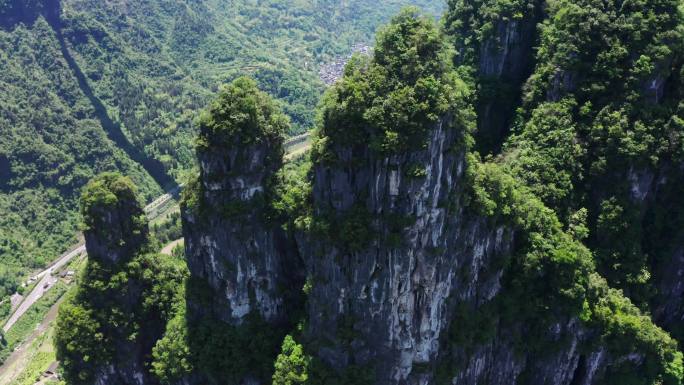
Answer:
[{"left": 44, "top": 4, "right": 174, "bottom": 189}]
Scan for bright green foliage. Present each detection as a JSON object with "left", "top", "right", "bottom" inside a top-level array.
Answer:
[
  {"left": 0, "top": 17, "right": 161, "bottom": 299},
  {"left": 54, "top": 253, "right": 187, "bottom": 385},
  {"left": 197, "top": 77, "right": 288, "bottom": 152},
  {"left": 151, "top": 278, "right": 283, "bottom": 385},
  {"left": 495, "top": 0, "right": 684, "bottom": 305},
  {"left": 80, "top": 172, "right": 143, "bottom": 231},
  {"left": 53, "top": 298, "right": 108, "bottom": 383},
  {"left": 314, "top": 8, "right": 472, "bottom": 157},
  {"left": 273, "top": 335, "right": 310, "bottom": 385},
  {"left": 525, "top": 0, "right": 682, "bottom": 119},
  {"left": 55, "top": 176, "right": 186, "bottom": 385},
  {"left": 272, "top": 157, "right": 314, "bottom": 232},
  {"left": 586, "top": 273, "right": 683, "bottom": 385},
  {"left": 464, "top": 156, "right": 682, "bottom": 385},
  {"left": 504, "top": 99, "right": 585, "bottom": 219},
  {"left": 516, "top": 0, "right": 684, "bottom": 174},
  {"left": 79, "top": 172, "right": 150, "bottom": 265},
  {"left": 467, "top": 157, "right": 594, "bottom": 316},
  {"left": 151, "top": 304, "right": 193, "bottom": 384}
]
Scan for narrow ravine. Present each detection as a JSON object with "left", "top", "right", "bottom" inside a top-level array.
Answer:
[{"left": 46, "top": 6, "right": 174, "bottom": 190}]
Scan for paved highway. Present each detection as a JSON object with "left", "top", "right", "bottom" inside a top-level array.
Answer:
[{"left": 2, "top": 247, "right": 83, "bottom": 333}]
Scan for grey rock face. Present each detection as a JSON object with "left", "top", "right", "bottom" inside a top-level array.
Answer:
[
  {"left": 304, "top": 115, "right": 619, "bottom": 384},
  {"left": 307, "top": 119, "right": 482, "bottom": 381},
  {"left": 183, "top": 135, "right": 297, "bottom": 325}
]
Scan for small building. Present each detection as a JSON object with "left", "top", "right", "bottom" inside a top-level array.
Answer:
[{"left": 59, "top": 270, "right": 75, "bottom": 278}]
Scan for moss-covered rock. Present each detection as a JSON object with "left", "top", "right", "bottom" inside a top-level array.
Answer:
[{"left": 80, "top": 172, "right": 148, "bottom": 264}]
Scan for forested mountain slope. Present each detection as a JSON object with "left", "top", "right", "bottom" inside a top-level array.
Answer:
[
  {"left": 445, "top": 0, "right": 684, "bottom": 341},
  {"left": 0, "top": 0, "right": 443, "bottom": 302},
  {"left": 55, "top": 6, "right": 684, "bottom": 385}
]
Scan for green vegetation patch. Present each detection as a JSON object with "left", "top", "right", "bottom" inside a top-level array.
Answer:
[
  {"left": 0, "top": 282, "right": 66, "bottom": 364},
  {"left": 455, "top": 156, "right": 683, "bottom": 385},
  {"left": 314, "top": 7, "right": 473, "bottom": 159},
  {"left": 151, "top": 278, "right": 283, "bottom": 385}
]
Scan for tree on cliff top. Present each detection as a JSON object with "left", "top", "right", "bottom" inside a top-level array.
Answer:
[
  {"left": 314, "top": 7, "right": 473, "bottom": 158},
  {"left": 80, "top": 172, "right": 148, "bottom": 264},
  {"left": 196, "top": 76, "right": 288, "bottom": 153}
]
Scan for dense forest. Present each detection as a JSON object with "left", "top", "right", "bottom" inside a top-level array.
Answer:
[
  {"left": 3, "top": 0, "right": 684, "bottom": 383},
  {"left": 0, "top": 0, "right": 443, "bottom": 304},
  {"left": 52, "top": 1, "right": 684, "bottom": 384}
]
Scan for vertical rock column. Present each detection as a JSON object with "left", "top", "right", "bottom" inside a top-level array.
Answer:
[
  {"left": 56, "top": 172, "right": 165, "bottom": 385},
  {"left": 81, "top": 173, "right": 150, "bottom": 385},
  {"left": 82, "top": 172, "right": 149, "bottom": 264},
  {"left": 182, "top": 77, "right": 293, "bottom": 325},
  {"left": 304, "top": 10, "right": 513, "bottom": 384}
]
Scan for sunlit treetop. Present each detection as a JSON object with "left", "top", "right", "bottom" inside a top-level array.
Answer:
[
  {"left": 196, "top": 76, "right": 289, "bottom": 151},
  {"left": 315, "top": 7, "right": 474, "bottom": 157}
]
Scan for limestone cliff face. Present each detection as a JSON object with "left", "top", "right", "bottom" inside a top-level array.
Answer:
[
  {"left": 182, "top": 137, "right": 290, "bottom": 324},
  {"left": 305, "top": 115, "right": 506, "bottom": 383},
  {"left": 182, "top": 77, "right": 300, "bottom": 326},
  {"left": 303, "top": 114, "right": 616, "bottom": 385}
]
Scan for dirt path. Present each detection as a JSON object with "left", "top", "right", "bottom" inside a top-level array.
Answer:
[
  {"left": 161, "top": 238, "right": 184, "bottom": 256},
  {"left": 284, "top": 140, "right": 311, "bottom": 161}
]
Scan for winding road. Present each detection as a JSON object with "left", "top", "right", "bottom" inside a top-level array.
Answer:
[{"left": 2, "top": 185, "right": 181, "bottom": 333}]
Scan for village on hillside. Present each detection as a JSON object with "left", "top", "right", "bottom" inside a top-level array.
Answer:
[{"left": 319, "top": 43, "right": 372, "bottom": 85}]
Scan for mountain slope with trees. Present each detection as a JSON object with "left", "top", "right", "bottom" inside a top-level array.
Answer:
[
  {"left": 0, "top": 0, "right": 443, "bottom": 305},
  {"left": 56, "top": 6, "right": 684, "bottom": 385}
]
